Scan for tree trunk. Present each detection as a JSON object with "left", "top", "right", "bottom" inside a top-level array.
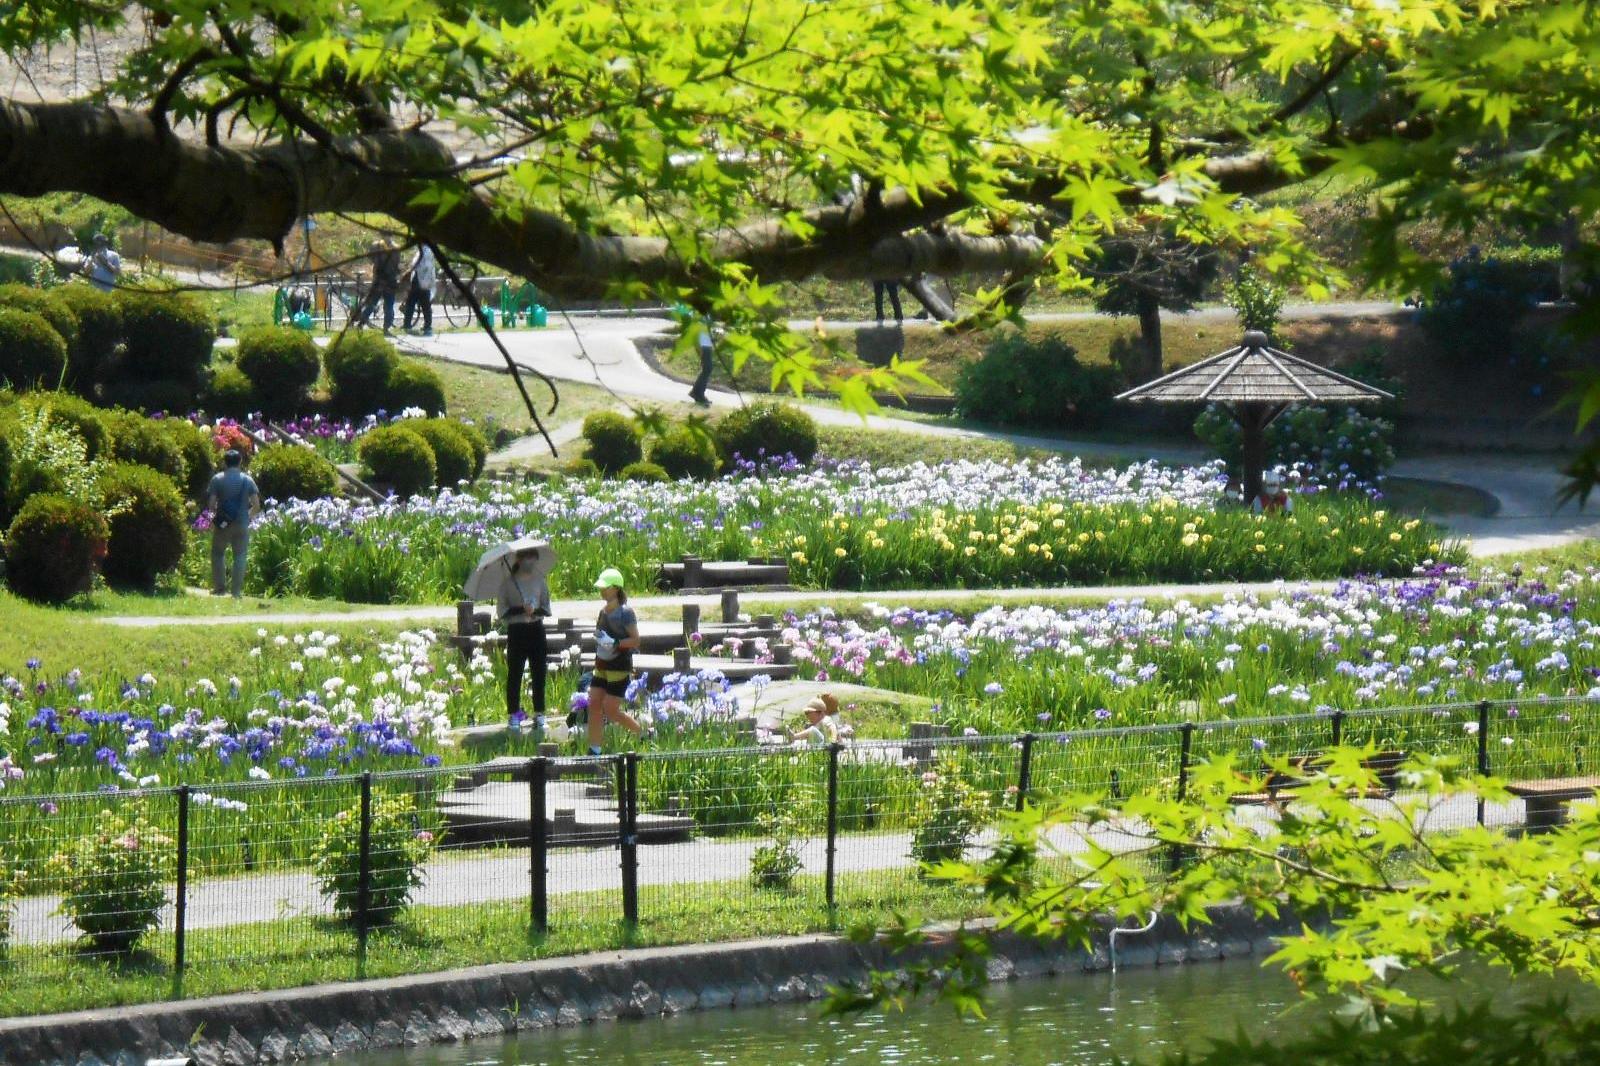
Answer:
[
  {"left": 903, "top": 275, "right": 956, "bottom": 321},
  {"left": 1134, "top": 290, "right": 1164, "bottom": 382}
]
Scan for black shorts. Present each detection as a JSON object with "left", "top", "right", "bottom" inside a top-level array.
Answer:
[{"left": 591, "top": 673, "right": 631, "bottom": 699}]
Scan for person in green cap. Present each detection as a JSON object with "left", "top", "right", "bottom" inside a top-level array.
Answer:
[{"left": 586, "top": 567, "right": 643, "bottom": 754}]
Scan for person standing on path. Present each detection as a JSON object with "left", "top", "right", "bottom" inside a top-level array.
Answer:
[
  {"left": 85, "top": 233, "right": 122, "bottom": 292},
  {"left": 689, "top": 315, "right": 716, "bottom": 405},
  {"left": 402, "top": 244, "right": 438, "bottom": 335},
  {"left": 873, "top": 279, "right": 904, "bottom": 325},
  {"left": 356, "top": 239, "right": 400, "bottom": 332},
  {"left": 497, "top": 546, "right": 552, "bottom": 730},
  {"left": 585, "top": 567, "right": 644, "bottom": 755},
  {"left": 206, "top": 449, "right": 260, "bottom": 598}
]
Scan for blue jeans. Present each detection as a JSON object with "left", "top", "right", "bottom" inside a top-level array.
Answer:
[{"left": 211, "top": 522, "right": 250, "bottom": 597}]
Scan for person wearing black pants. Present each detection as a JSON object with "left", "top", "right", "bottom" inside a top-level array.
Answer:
[
  {"left": 497, "top": 547, "right": 553, "bottom": 727},
  {"left": 874, "top": 279, "right": 903, "bottom": 325}
]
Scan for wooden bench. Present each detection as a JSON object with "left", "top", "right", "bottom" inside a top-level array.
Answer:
[
  {"left": 1229, "top": 750, "right": 1406, "bottom": 806},
  {"left": 1505, "top": 775, "right": 1600, "bottom": 833}
]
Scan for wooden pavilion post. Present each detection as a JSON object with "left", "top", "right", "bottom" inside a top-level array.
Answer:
[{"left": 1232, "top": 401, "right": 1287, "bottom": 503}]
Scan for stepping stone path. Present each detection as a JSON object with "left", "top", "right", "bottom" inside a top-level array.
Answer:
[{"left": 437, "top": 755, "right": 696, "bottom": 846}]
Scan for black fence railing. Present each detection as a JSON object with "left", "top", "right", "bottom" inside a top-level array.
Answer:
[{"left": 2, "top": 696, "right": 1595, "bottom": 1008}]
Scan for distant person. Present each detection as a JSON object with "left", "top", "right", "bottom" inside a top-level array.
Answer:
[
  {"left": 206, "top": 449, "right": 260, "bottom": 598},
  {"left": 498, "top": 545, "right": 552, "bottom": 730},
  {"left": 584, "top": 567, "right": 644, "bottom": 755},
  {"left": 1251, "top": 470, "right": 1294, "bottom": 515},
  {"left": 402, "top": 244, "right": 437, "bottom": 335},
  {"left": 689, "top": 316, "right": 716, "bottom": 406},
  {"left": 85, "top": 233, "right": 121, "bottom": 292},
  {"left": 786, "top": 693, "right": 842, "bottom": 746},
  {"left": 873, "top": 279, "right": 903, "bottom": 325},
  {"left": 356, "top": 239, "right": 400, "bottom": 332}
]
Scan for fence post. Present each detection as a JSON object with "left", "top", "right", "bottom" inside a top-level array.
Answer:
[
  {"left": 1330, "top": 709, "right": 1344, "bottom": 748},
  {"left": 825, "top": 743, "right": 840, "bottom": 912},
  {"left": 530, "top": 757, "right": 548, "bottom": 934},
  {"left": 1015, "top": 733, "right": 1036, "bottom": 812},
  {"left": 172, "top": 785, "right": 189, "bottom": 999},
  {"left": 357, "top": 771, "right": 373, "bottom": 975},
  {"left": 619, "top": 754, "right": 639, "bottom": 927},
  {"left": 1477, "top": 699, "right": 1492, "bottom": 827},
  {"left": 1176, "top": 723, "right": 1195, "bottom": 803}
]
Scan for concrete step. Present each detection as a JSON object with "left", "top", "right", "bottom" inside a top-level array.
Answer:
[{"left": 437, "top": 780, "right": 694, "bottom": 847}]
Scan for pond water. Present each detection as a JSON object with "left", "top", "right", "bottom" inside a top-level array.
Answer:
[
  {"left": 319, "top": 959, "right": 1597, "bottom": 1066},
  {"left": 325, "top": 961, "right": 1313, "bottom": 1066}
]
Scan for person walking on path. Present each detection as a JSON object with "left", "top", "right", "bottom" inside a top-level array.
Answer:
[
  {"left": 85, "top": 233, "right": 122, "bottom": 292},
  {"left": 356, "top": 239, "right": 401, "bottom": 332},
  {"left": 689, "top": 315, "right": 716, "bottom": 405},
  {"left": 585, "top": 567, "right": 644, "bottom": 755},
  {"left": 497, "top": 546, "right": 552, "bottom": 731},
  {"left": 874, "top": 279, "right": 904, "bottom": 325},
  {"left": 402, "top": 244, "right": 438, "bottom": 335},
  {"left": 206, "top": 449, "right": 260, "bottom": 598}
]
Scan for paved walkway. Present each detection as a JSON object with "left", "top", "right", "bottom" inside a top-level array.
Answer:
[
  {"left": 99, "top": 580, "right": 1343, "bottom": 628},
  {"left": 8, "top": 789, "right": 1522, "bottom": 947}
]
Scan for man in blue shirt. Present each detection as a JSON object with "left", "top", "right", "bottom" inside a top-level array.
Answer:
[{"left": 206, "top": 449, "right": 261, "bottom": 598}]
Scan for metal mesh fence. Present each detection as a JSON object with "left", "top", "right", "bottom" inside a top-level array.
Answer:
[{"left": 3, "top": 697, "right": 1598, "bottom": 1003}]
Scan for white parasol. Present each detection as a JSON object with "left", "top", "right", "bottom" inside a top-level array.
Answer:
[{"left": 463, "top": 537, "right": 557, "bottom": 601}]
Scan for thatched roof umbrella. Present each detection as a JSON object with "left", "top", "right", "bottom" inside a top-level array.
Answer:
[{"left": 1114, "top": 330, "right": 1394, "bottom": 501}]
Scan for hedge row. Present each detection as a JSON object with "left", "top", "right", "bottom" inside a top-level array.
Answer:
[{"left": 579, "top": 402, "right": 820, "bottom": 481}]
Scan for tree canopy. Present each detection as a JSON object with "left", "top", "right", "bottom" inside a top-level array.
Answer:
[{"left": 2, "top": 1, "right": 1599, "bottom": 402}]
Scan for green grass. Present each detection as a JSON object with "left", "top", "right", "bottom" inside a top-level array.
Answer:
[
  {"left": 0, "top": 868, "right": 979, "bottom": 1017},
  {"left": 422, "top": 355, "right": 622, "bottom": 442},
  {"left": 814, "top": 425, "right": 1142, "bottom": 468}
]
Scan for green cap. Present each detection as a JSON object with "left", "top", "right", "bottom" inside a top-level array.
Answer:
[{"left": 594, "top": 567, "right": 626, "bottom": 590}]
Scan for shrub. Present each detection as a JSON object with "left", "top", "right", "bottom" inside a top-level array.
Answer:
[
  {"left": 4, "top": 493, "right": 108, "bottom": 603},
  {"left": 749, "top": 806, "right": 807, "bottom": 890},
  {"left": 952, "top": 331, "right": 1119, "bottom": 429},
  {"left": 1224, "top": 268, "right": 1288, "bottom": 341},
  {"left": 47, "top": 808, "right": 173, "bottom": 953},
  {"left": 103, "top": 409, "right": 187, "bottom": 484},
  {"left": 158, "top": 417, "right": 219, "bottom": 498},
  {"left": 716, "top": 401, "right": 819, "bottom": 468},
  {"left": 233, "top": 327, "right": 320, "bottom": 415},
  {"left": 19, "top": 392, "right": 111, "bottom": 461},
  {"left": 649, "top": 423, "right": 720, "bottom": 480},
  {"left": 206, "top": 364, "right": 256, "bottom": 418},
  {"left": 1421, "top": 245, "right": 1562, "bottom": 364},
  {"left": 95, "top": 376, "right": 200, "bottom": 414},
  {"left": 325, "top": 332, "right": 399, "bottom": 414},
  {"left": 558, "top": 456, "right": 600, "bottom": 479},
  {"left": 357, "top": 424, "right": 435, "bottom": 497},
  {"left": 51, "top": 285, "right": 122, "bottom": 388},
  {"left": 117, "top": 291, "right": 215, "bottom": 381},
  {"left": 908, "top": 759, "right": 993, "bottom": 867},
  {"left": 1195, "top": 403, "right": 1395, "bottom": 483},
  {"left": 313, "top": 794, "right": 434, "bottom": 925},
  {"left": 581, "top": 410, "right": 642, "bottom": 473},
  {"left": 407, "top": 418, "right": 475, "bottom": 488},
  {"left": 455, "top": 420, "right": 490, "bottom": 478},
  {"left": 0, "top": 285, "right": 78, "bottom": 363},
  {"left": 386, "top": 360, "right": 448, "bottom": 415},
  {"left": 620, "top": 460, "right": 669, "bottom": 483},
  {"left": 1, "top": 406, "right": 106, "bottom": 520},
  {"left": 0, "top": 308, "right": 68, "bottom": 390},
  {"left": 251, "top": 443, "right": 338, "bottom": 502},
  {"left": 97, "top": 462, "right": 188, "bottom": 588}
]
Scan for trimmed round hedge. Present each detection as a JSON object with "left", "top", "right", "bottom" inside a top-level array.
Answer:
[
  {"left": 407, "top": 419, "right": 474, "bottom": 488},
  {"left": 715, "top": 401, "right": 819, "bottom": 468},
  {"left": 455, "top": 421, "right": 489, "bottom": 478},
  {"left": 4, "top": 493, "right": 108, "bottom": 603},
  {"left": 386, "top": 360, "right": 447, "bottom": 416},
  {"left": 158, "top": 417, "right": 219, "bottom": 498},
  {"left": 104, "top": 409, "right": 188, "bottom": 485},
  {"left": 0, "top": 285, "right": 79, "bottom": 356},
  {"left": 0, "top": 308, "right": 68, "bottom": 389},
  {"left": 95, "top": 376, "right": 200, "bottom": 414},
  {"left": 581, "top": 411, "right": 642, "bottom": 473},
  {"left": 51, "top": 285, "right": 123, "bottom": 388},
  {"left": 620, "top": 460, "right": 669, "bottom": 483},
  {"left": 648, "top": 424, "right": 719, "bottom": 480},
  {"left": 326, "top": 332, "right": 398, "bottom": 415},
  {"left": 234, "top": 327, "right": 320, "bottom": 416},
  {"left": 356, "top": 425, "right": 435, "bottom": 497},
  {"left": 206, "top": 365, "right": 255, "bottom": 418},
  {"left": 116, "top": 291, "right": 215, "bottom": 382},
  {"left": 98, "top": 462, "right": 188, "bottom": 589},
  {"left": 251, "top": 443, "right": 338, "bottom": 502}
]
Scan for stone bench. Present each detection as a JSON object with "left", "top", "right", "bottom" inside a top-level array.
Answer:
[
  {"left": 1505, "top": 775, "right": 1600, "bottom": 833},
  {"left": 1228, "top": 750, "right": 1406, "bottom": 806}
]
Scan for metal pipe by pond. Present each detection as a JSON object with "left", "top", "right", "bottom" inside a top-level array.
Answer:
[{"left": 1109, "top": 911, "right": 1160, "bottom": 974}]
